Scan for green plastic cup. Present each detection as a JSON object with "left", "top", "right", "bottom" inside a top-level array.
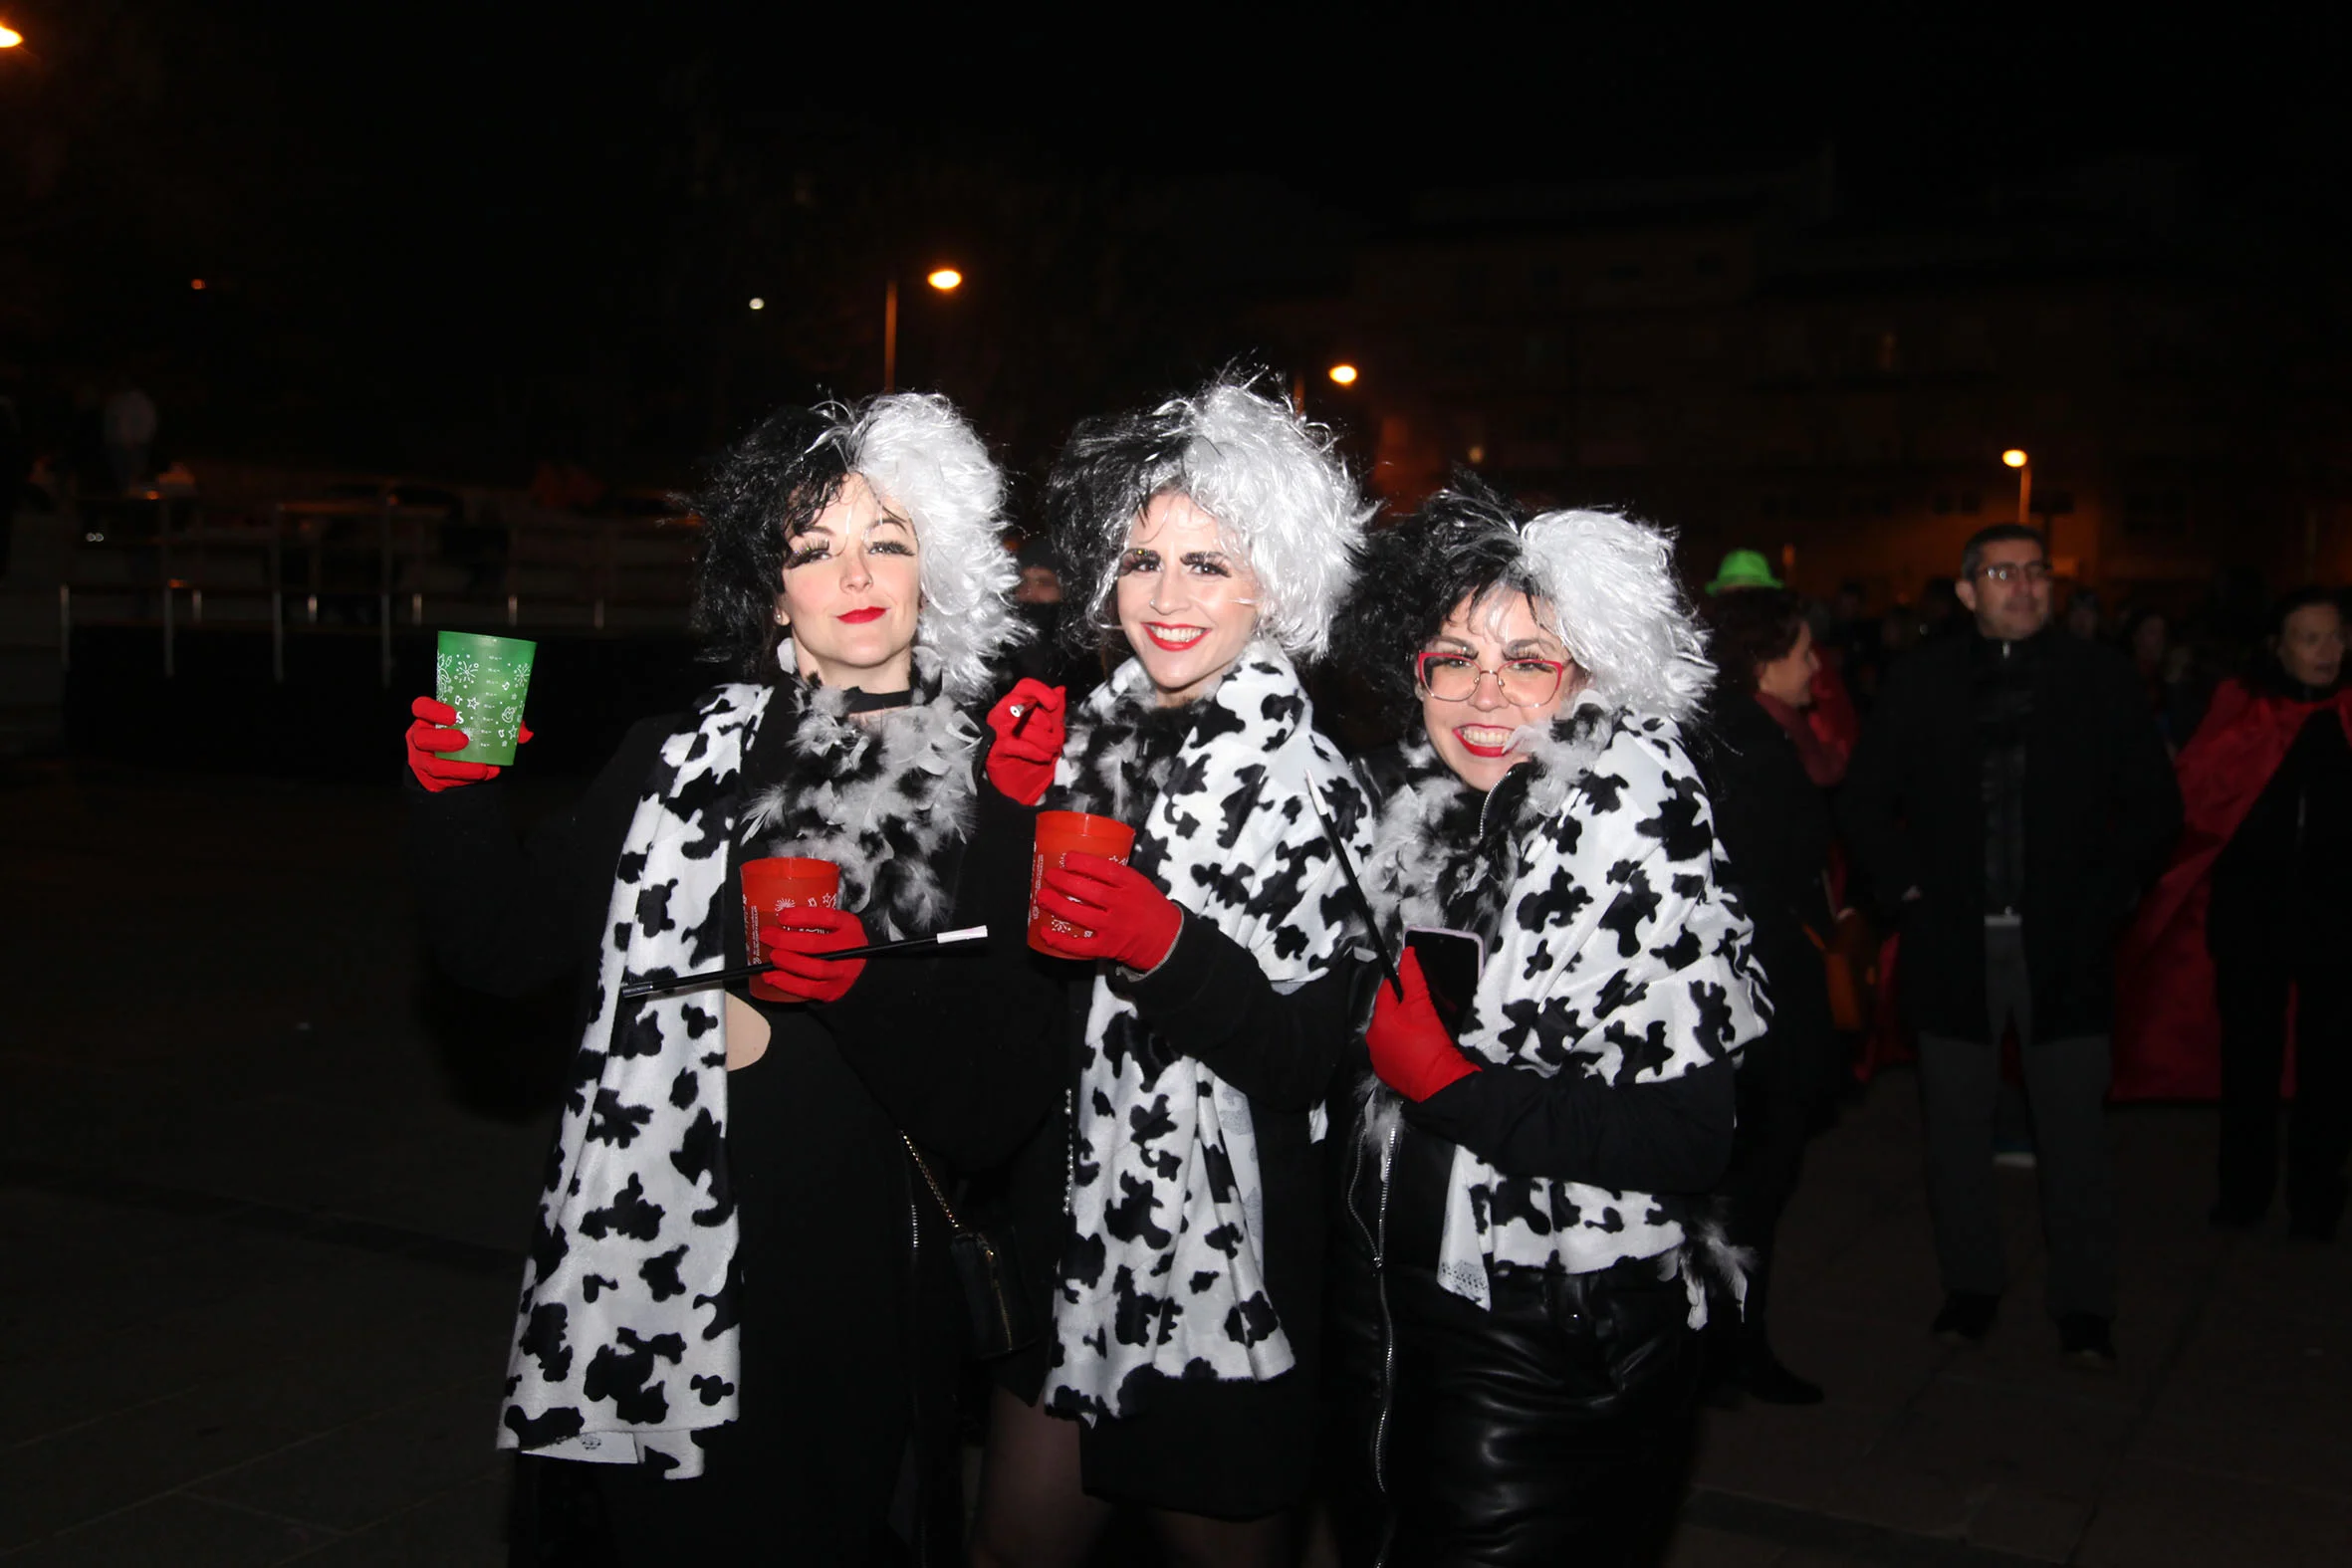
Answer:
[{"left": 435, "top": 631, "right": 537, "bottom": 765}]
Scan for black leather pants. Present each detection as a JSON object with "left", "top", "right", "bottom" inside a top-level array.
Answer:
[{"left": 1329, "top": 1241, "right": 1702, "bottom": 1567}]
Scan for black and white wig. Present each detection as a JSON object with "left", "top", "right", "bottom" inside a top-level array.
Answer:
[
  {"left": 688, "top": 392, "right": 1022, "bottom": 704},
  {"left": 1340, "top": 475, "right": 1713, "bottom": 723},
  {"left": 1045, "top": 372, "right": 1371, "bottom": 660}
]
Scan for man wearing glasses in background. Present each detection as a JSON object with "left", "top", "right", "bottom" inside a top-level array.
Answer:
[{"left": 1840, "top": 524, "right": 2180, "bottom": 1367}]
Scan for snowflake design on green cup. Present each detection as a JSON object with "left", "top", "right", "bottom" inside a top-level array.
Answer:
[{"left": 436, "top": 632, "right": 537, "bottom": 765}]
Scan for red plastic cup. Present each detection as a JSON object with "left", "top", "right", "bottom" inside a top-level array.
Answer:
[
  {"left": 740, "top": 856, "right": 840, "bottom": 1002},
  {"left": 1029, "top": 811, "right": 1138, "bottom": 954}
]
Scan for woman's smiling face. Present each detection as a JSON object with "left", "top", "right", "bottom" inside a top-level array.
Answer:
[
  {"left": 1114, "top": 490, "right": 1263, "bottom": 707},
  {"left": 776, "top": 473, "right": 922, "bottom": 691},
  {"left": 1420, "top": 588, "right": 1581, "bottom": 791}
]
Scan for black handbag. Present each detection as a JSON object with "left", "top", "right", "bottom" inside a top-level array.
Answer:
[{"left": 901, "top": 1135, "right": 1041, "bottom": 1361}]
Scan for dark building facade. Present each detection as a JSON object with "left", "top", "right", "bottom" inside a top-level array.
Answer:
[{"left": 1312, "top": 156, "right": 2351, "bottom": 611}]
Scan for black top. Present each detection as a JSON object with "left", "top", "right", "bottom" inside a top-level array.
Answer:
[
  {"left": 1971, "top": 633, "right": 2036, "bottom": 915},
  {"left": 1698, "top": 691, "right": 1836, "bottom": 1053},
  {"left": 2214, "top": 681, "right": 2352, "bottom": 930}
]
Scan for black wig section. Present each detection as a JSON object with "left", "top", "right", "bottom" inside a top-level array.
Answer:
[
  {"left": 1335, "top": 472, "right": 1545, "bottom": 725},
  {"left": 685, "top": 405, "right": 852, "bottom": 680},
  {"left": 1041, "top": 403, "right": 1194, "bottom": 661}
]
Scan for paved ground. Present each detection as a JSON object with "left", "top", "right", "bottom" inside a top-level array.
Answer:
[{"left": 4, "top": 760, "right": 2346, "bottom": 1565}]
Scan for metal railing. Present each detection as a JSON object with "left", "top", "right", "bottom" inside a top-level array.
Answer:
[{"left": 60, "top": 497, "right": 699, "bottom": 684}]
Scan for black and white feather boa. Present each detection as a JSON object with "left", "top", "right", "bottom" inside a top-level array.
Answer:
[
  {"left": 1042, "top": 647, "right": 1374, "bottom": 1424},
  {"left": 1359, "top": 695, "right": 1769, "bottom": 1319},
  {"left": 497, "top": 668, "right": 987, "bottom": 1476},
  {"left": 741, "top": 671, "right": 982, "bottom": 940}
]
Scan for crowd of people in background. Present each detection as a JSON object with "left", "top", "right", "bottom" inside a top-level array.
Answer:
[
  {"left": 1684, "top": 530, "right": 2350, "bottom": 1374},
  {"left": 374, "top": 370, "right": 2346, "bottom": 1567}
]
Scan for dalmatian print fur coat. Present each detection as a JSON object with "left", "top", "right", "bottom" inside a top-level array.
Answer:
[
  {"left": 1360, "top": 695, "right": 1769, "bottom": 1315},
  {"left": 1042, "top": 648, "right": 1373, "bottom": 1424},
  {"left": 497, "top": 671, "right": 982, "bottom": 1476}
]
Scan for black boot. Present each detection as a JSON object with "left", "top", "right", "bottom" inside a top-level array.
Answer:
[
  {"left": 1931, "top": 1290, "right": 1999, "bottom": 1343},
  {"left": 1741, "top": 1341, "right": 1825, "bottom": 1405}
]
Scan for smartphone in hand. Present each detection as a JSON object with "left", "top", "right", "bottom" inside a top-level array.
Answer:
[{"left": 1405, "top": 927, "right": 1484, "bottom": 1036}]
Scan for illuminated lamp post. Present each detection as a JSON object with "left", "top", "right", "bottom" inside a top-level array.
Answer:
[
  {"left": 2001, "top": 448, "right": 2030, "bottom": 528},
  {"left": 0, "top": 24, "right": 23, "bottom": 48},
  {"left": 883, "top": 267, "right": 963, "bottom": 393},
  {"left": 1327, "top": 363, "right": 1359, "bottom": 386}
]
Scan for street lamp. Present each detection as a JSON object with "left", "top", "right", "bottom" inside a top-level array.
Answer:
[
  {"left": 883, "top": 266, "right": 964, "bottom": 393},
  {"left": 1327, "top": 363, "right": 1359, "bottom": 386},
  {"left": 2001, "top": 448, "right": 2030, "bottom": 527},
  {"left": 0, "top": 25, "right": 23, "bottom": 49}
]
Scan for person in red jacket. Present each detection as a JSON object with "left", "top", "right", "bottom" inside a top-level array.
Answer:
[{"left": 2114, "top": 587, "right": 2352, "bottom": 1238}]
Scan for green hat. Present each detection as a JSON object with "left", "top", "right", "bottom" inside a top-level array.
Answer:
[{"left": 1706, "top": 549, "right": 1783, "bottom": 595}]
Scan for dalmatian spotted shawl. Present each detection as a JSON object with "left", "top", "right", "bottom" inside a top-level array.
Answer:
[
  {"left": 1043, "top": 648, "right": 1373, "bottom": 1424},
  {"left": 497, "top": 671, "right": 983, "bottom": 1475},
  {"left": 1361, "top": 696, "right": 1768, "bottom": 1312}
]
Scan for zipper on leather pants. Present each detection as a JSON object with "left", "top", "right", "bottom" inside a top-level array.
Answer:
[
  {"left": 1350, "top": 1119, "right": 1401, "bottom": 1567},
  {"left": 907, "top": 1153, "right": 920, "bottom": 1259}
]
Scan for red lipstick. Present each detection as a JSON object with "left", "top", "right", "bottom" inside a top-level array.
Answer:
[
  {"left": 1453, "top": 726, "right": 1514, "bottom": 759},
  {"left": 837, "top": 606, "right": 886, "bottom": 624},
  {"left": 1142, "top": 623, "right": 1204, "bottom": 652}
]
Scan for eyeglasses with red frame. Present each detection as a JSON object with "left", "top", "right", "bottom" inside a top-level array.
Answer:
[{"left": 1415, "top": 649, "right": 1570, "bottom": 705}]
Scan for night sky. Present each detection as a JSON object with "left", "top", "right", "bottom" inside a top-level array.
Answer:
[{"left": 6, "top": 3, "right": 2345, "bottom": 483}]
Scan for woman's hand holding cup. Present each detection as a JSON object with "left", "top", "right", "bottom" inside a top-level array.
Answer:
[
  {"left": 1033, "top": 852, "right": 1183, "bottom": 973},
  {"left": 985, "top": 679, "right": 1066, "bottom": 804},
  {"left": 406, "top": 696, "right": 532, "bottom": 791},
  {"left": 759, "top": 907, "right": 869, "bottom": 1003}
]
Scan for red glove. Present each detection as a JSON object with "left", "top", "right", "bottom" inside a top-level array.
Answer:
[
  {"left": 1367, "top": 949, "right": 1479, "bottom": 1101},
  {"left": 758, "top": 906, "right": 868, "bottom": 1004},
  {"left": 984, "top": 678, "right": 1066, "bottom": 804},
  {"left": 1034, "top": 851, "right": 1183, "bottom": 972},
  {"left": 406, "top": 696, "right": 532, "bottom": 792}
]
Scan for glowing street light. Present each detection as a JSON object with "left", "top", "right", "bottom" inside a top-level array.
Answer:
[
  {"left": 1327, "top": 363, "right": 1359, "bottom": 386},
  {"left": 884, "top": 265, "right": 964, "bottom": 392},
  {"left": 2001, "top": 449, "right": 2031, "bottom": 527},
  {"left": 190, "top": 279, "right": 206, "bottom": 292},
  {"left": 0, "top": 25, "right": 23, "bottom": 49}
]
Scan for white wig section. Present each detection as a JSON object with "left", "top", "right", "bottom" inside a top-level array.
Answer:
[
  {"left": 1172, "top": 383, "right": 1373, "bottom": 659},
  {"left": 1058, "top": 376, "right": 1373, "bottom": 662},
  {"left": 1518, "top": 509, "right": 1714, "bottom": 720},
  {"left": 845, "top": 392, "right": 1022, "bottom": 705}
]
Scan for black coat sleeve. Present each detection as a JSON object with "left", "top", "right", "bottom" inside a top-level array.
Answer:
[
  {"left": 1835, "top": 660, "right": 1922, "bottom": 918},
  {"left": 820, "top": 784, "right": 1066, "bottom": 1173},
  {"left": 1399, "top": 1053, "right": 1738, "bottom": 1193},
  {"left": 1122, "top": 916, "right": 1356, "bottom": 1112},
  {"left": 2102, "top": 656, "right": 2185, "bottom": 912},
  {"left": 401, "top": 716, "right": 676, "bottom": 999},
  {"left": 1705, "top": 704, "right": 1833, "bottom": 936}
]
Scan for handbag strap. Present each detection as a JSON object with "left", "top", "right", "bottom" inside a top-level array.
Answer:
[{"left": 899, "top": 1134, "right": 965, "bottom": 1232}]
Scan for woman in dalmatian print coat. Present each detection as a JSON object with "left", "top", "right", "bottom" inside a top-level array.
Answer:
[
  {"left": 404, "top": 394, "right": 1061, "bottom": 1564},
  {"left": 1326, "top": 478, "right": 1769, "bottom": 1568},
  {"left": 966, "top": 375, "right": 1376, "bottom": 1568}
]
